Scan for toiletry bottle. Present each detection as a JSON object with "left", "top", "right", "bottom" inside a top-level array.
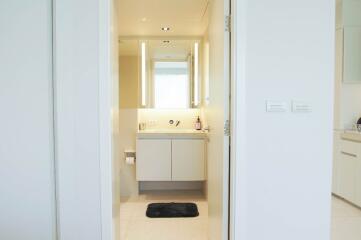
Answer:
[{"left": 195, "top": 116, "right": 202, "bottom": 130}]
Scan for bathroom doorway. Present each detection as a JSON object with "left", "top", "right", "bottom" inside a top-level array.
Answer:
[{"left": 110, "top": 0, "right": 232, "bottom": 239}]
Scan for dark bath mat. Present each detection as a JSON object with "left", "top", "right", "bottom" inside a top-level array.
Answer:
[{"left": 146, "top": 202, "right": 199, "bottom": 218}]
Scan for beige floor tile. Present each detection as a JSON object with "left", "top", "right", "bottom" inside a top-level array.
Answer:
[
  {"left": 332, "top": 196, "right": 361, "bottom": 240},
  {"left": 119, "top": 190, "right": 208, "bottom": 240}
]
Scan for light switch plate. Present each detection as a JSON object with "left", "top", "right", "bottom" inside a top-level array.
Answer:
[
  {"left": 266, "top": 101, "right": 288, "bottom": 112},
  {"left": 292, "top": 101, "right": 312, "bottom": 113}
]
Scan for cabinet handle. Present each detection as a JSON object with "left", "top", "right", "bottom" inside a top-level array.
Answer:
[{"left": 341, "top": 151, "right": 357, "bottom": 158}]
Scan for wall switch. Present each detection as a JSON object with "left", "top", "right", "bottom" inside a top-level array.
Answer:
[
  {"left": 148, "top": 120, "right": 157, "bottom": 127},
  {"left": 266, "top": 101, "right": 288, "bottom": 112},
  {"left": 292, "top": 101, "right": 312, "bottom": 113}
]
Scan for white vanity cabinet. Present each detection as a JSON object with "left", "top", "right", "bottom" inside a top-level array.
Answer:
[
  {"left": 172, "top": 139, "right": 205, "bottom": 181},
  {"left": 136, "top": 139, "right": 172, "bottom": 181},
  {"left": 136, "top": 133, "right": 206, "bottom": 181}
]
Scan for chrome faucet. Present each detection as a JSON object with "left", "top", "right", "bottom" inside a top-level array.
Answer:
[{"left": 169, "top": 119, "right": 181, "bottom": 127}]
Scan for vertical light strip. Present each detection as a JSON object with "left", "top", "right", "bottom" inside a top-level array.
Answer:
[
  {"left": 205, "top": 43, "right": 210, "bottom": 105},
  {"left": 194, "top": 42, "right": 199, "bottom": 106},
  {"left": 141, "top": 42, "right": 146, "bottom": 106}
]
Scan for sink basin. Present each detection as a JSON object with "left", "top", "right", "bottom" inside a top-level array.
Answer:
[
  {"left": 139, "top": 129, "right": 205, "bottom": 134},
  {"left": 137, "top": 129, "right": 207, "bottom": 139}
]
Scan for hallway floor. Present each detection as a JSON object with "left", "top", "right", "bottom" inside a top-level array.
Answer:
[
  {"left": 119, "top": 190, "right": 208, "bottom": 240},
  {"left": 332, "top": 196, "right": 361, "bottom": 240}
]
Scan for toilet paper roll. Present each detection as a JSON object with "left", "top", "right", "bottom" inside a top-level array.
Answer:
[{"left": 125, "top": 157, "right": 135, "bottom": 165}]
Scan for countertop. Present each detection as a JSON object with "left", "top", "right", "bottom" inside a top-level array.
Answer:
[
  {"left": 137, "top": 129, "right": 208, "bottom": 139},
  {"left": 341, "top": 130, "right": 361, "bottom": 142}
]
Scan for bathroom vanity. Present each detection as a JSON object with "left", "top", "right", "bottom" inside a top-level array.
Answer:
[
  {"left": 333, "top": 131, "right": 361, "bottom": 207},
  {"left": 136, "top": 130, "right": 207, "bottom": 181}
]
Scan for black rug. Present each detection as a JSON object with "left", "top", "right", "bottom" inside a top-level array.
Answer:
[{"left": 146, "top": 202, "right": 199, "bottom": 218}]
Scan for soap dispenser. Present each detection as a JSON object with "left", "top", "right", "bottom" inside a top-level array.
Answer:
[{"left": 195, "top": 116, "right": 202, "bottom": 130}]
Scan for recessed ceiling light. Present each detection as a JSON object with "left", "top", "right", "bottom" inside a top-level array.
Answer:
[
  {"left": 141, "top": 17, "right": 147, "bottom": 22},
  {"left": 161, "top": 27, "right": 170, "bottom": 31}
]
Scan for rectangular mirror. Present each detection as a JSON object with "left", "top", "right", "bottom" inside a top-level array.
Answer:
[{"left": 119, "top": 38, "right": 201, "bottom": 109}]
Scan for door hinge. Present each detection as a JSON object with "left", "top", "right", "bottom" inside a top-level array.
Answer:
[
  {"left": 225, "top": 15, "right": 231, "bottom": 32},
  {"left": 224, "top": 120, "right": 230, "bottom": 136}
]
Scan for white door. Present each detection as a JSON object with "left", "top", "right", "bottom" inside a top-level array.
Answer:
[
  {"left": 0, "top": 1, "right": 56, "bottom": 239},
  {"left": 136, "top": 139, "right": 172, "bottom": 181},
  {"left": 206, "top": 0, "right": 230, "bottom": 239},
  {"left": 172, "top": 139, "right": 205, "bottom": 181}
]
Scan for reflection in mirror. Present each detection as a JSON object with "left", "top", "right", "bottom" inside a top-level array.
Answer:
[
  {"left": 153, "top": 61, "right": 190, "bottom": 108},
  {"left": 140, "top": 39, "right": 200, "bottom": 109},
  {"left": 118, "top": 39, "right": 140, "bottom": 109}
]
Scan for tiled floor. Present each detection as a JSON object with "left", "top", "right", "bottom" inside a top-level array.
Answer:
[
  {"left": 331, "top": 196, "right": 361, "bottom": 240},
  {"left": 120, "top": 194, "right": 360, "bottom": 240},
  {"left": 119, "top": 190, "right": 208, "bottom": 240}
]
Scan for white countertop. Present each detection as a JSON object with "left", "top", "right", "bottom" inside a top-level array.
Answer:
[
  {"left": 137, "top": 129, "right": 208, "bottom": 139},
  {"left": 341, "top": 130, "right": 361, "bottom": 142}
]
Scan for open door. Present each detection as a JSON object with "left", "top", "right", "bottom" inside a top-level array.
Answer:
[{"left": 204, "top": 0, "right": 231, "bottom": 239}]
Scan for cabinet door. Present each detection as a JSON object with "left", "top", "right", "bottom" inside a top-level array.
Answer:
[
  {"left": 339, "top": 150, "right": 357, "bottom": 203},
  {"left": 354, "top": 142, "right": 361, "bottom": 207},
  {"left": 172, "top": 139, "right": 205, "bottom": 181},
  {"left": 136, "top": 139, "right": 171, "bottom": 181},
  {"left": 343, "top": 27, "right": 361, "bottom": 83},
  {"left": 332, "top": 132, "right": 341, "bottom": 195}
]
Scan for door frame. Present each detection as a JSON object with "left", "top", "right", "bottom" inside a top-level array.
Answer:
[
  {"left": 229, "top": 0, "right": 245, "bottom": 239},
  {"left": 99, "top": 0, "right": 113, "bottom": 239},
  {"left": 97, "top": 0, "right": 241, "bottom": 239}
]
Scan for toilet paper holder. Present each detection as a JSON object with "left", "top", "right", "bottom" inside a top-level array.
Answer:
[{"left": 124, "top": 150, "right": 136, "bottom": 160}]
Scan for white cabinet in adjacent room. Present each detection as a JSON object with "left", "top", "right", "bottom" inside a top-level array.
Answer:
[
  {"left": 136, "top": 139, "right": 172, "bottom": 181},
  {"left": 332, "top": 132, "right": 341, "bottom": 195},
  {"left": 172, "top": 139, "right": 205, "bottom": 181},
  {"left": 333, "top": 135, "right": 361, "bottom": 207},
  {"left": 338, "top": 150, "right": 357, "bottom": 202},
  {"left": 355, "top": 158, "right": 361, "bottom": 207}
]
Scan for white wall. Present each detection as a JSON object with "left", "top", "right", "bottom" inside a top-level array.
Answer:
[
  {"left": 119, "top": 109, "right": 139, "bottom": 197},
  {"left": 233, "top": 0, "right": 335, "bottom": 239},
  {"left": 339, "top": 84, "right": 361, "bottom": 129},
  {"left": 0, "top": 1, "right": 56, "bottom": 239}
]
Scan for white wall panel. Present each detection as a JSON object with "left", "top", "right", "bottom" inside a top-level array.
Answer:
[{"left": 232, "top": 0, "right": 335, "bottom": 239}]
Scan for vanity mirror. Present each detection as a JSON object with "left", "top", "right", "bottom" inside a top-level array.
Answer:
[{"left": 119, "top": 38, "right": 201, "bottom": 109}]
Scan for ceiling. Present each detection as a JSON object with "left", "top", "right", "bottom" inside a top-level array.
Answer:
[{"left": 117, "top": 0, "right": 209, "bottom": 37}]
